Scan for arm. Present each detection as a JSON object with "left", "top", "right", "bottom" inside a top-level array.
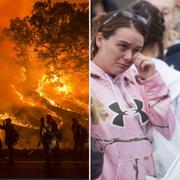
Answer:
[
  {"left": 143, "top": 73, "right": 176, "bottom": 140},
  {"left": 134, "top": 53, "right": 176, "bottom": 140}
]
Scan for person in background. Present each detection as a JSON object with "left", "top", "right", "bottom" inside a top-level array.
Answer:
[
  {"left": 175, "top": 0, "right": 180, "bottom": 33},
  {"left": 38, "top": 117, "right": 46, "bottom": 148},
  {"left": 45, "top": 114, "right": 60, "bottom": 166},
  {"left": 37, "top": 117, "right": 51, "bottom": 166},
  {"left": 0, "top": 137, "right": 2, "bottom": 161},
  {"left": 71, "top": 117, "right": 87, "bottom": 160},
  {"left": 0, "top": 118, "right": 19, "bottom": 164},
  {"left": 91, "top": 8, "right": 176, "bottom": 179},
  {"left": 91, "top": 0, "right": 118, "bottom": 18},
  {"left": 142, "top": 0, "right": 180, "bottom": 71},
  {"left": 49, "top": 115, "right": 61, "bottom": 161}
]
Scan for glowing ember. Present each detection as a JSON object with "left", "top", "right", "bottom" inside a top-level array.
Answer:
[{"left": 0, "top": 112, "right": 11, "bottom": 119}]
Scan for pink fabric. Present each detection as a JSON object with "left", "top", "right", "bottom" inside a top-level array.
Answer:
[{"left": 91, "top": 62, "right": 176, "bottom": 180}]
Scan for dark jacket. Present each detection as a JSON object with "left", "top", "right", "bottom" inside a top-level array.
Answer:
[
  {"left": 0, "top": 124, "right": 19, "bottom": 145},
  {"left": 165, "top": 43, "right": 180, "bottom": 71}
]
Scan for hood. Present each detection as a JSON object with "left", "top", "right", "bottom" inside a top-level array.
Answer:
[{"left": 90, "top": 61, "right": 136, "bottom": 85}]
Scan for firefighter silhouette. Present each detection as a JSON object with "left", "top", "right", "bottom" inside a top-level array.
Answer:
[
  {"left": 42, "top": 114, "right": 60, "bottom": 166},
  {"left": 0, "top": 118, "right": 19, "bottom": 163},
  {"left": 71, "top": 117, "right": 87, "bottom": 160},
  {"left": 38, "top": 117, "right": 51, "bottom": 165},
  {"left": 0, "top": 137, "right": 2, "bottom": 161},
  {"left": 47, "top": 115, "right": 61, "bottom": 161}
]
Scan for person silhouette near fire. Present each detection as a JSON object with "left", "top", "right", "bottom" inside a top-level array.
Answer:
[
  {"left": 46, "top": 114, "right": 60, "bottom": 163},
  {"left": 0, "top": 137, "right": 2, "bottom": 161},
  {"left": 0, "top": 118, "right": 19, "bottom": 164},
  {"left": 39, "top": 115, "right": 61, "bottom": 166},
  {"left": 71, "top": 117, "right": 88, "bottom": 160},
  {"left": 38, "top": 117, "right": 50, "bottom": 166}
]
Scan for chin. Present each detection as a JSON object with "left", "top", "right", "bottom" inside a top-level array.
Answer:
[{"left": 115, "top": 69, "right": 126, "bottom": 75}]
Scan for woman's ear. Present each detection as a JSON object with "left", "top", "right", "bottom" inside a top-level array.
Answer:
[{"left": 96, "top": 32, "right": 104, "bottom": 48}]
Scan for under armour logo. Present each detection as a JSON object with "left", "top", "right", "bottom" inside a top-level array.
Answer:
[{"left": 109, "top": 99, "right": 149, "bottom": 127}]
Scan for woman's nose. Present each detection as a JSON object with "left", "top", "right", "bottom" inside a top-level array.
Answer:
[{"left": 123, "top": 49, "right": 133, "bottom": 61}]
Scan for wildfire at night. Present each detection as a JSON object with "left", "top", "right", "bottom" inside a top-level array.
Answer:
[{"left": 0, "top": 0, "right": 88, "bottom": 148}]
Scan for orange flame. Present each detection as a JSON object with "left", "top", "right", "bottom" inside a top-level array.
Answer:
[
  {"left": 11, "top": 84, "right": 36, "bottom": 106},
  {"left": 0, "top": 113, "right": 37, "bottom": 129}
]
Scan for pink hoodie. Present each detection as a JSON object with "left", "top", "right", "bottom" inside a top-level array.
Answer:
[{"left": 91, "top": 61, "right": 176, "bottom": 180}]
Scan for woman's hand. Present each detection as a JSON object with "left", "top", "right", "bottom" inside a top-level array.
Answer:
[{"left": 133, "top": 53, "right": 156, "bottom": 80}]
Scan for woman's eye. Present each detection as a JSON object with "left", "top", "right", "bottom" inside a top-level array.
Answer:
[
  {"left": 133, "top": 49, "right": 141, "bottom": 54},
  {"left": 118, "top": 44, "right": 128, "bottom": 51}
]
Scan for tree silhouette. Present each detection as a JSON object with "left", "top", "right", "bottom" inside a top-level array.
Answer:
[
  {"left": 3, "top": 17, "right": 32, "bottom": 79},
  {"left": 30, "top": 1, "right": 74, "bottom": 68},
  {"left": 4, "top": 0, "right": 88, "bottom": 76}
]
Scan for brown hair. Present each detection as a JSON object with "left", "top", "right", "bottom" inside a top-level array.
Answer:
[
  {"left": 129, "top": 1, "right": 165, "bottom": 59},
  {"left": 91, "top": 10, "right": 148, "bottom": 58}
]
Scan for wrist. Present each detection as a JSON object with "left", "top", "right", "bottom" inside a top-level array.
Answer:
[{"left": 140, "top": 70, "right": 157, "bottom": 80}]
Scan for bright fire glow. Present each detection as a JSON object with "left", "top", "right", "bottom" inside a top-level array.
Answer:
[
  {"left": 11, "top": 84, "right": 36, "bottom": 106},
  {"left": 0, "top": 0, "right": 88, "bottom": 148}
]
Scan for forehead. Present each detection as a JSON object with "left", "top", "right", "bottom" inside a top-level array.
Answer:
[
  {"left": 144, "top": 0, "right": 175, "bottom": 10},
  {"left": 111, "top": 27, "right": 144, "bottom": 46}
]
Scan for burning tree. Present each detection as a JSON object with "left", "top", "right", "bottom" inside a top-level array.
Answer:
[
  {"left": 3, "top": 17, "right": 32, "bottom": 80},
  {"left": 4, "top": 0, "right": 88, "bottom": 77},
  {"left": 1, "top": 0, "right": 89, "bottom": 148}
]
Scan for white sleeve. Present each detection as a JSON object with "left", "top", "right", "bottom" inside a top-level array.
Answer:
[{"left": 154, "top": 58, "right": 180, "bottom": 100}]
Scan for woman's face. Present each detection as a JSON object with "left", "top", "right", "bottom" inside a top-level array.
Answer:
[
  {"left": 144, "top": 0, "right": 175, "bottom": 33},
  {"left": 95, "top": 27, "right": 144, "bottom": 76}
]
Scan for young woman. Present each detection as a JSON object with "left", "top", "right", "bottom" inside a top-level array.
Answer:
[{"left": 91, "top": 9, "right": 176, "bottom": 180}]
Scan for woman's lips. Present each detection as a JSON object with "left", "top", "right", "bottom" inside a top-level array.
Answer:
[{"left": 116, "top": 63, "right": 129, "bottom": 69}]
